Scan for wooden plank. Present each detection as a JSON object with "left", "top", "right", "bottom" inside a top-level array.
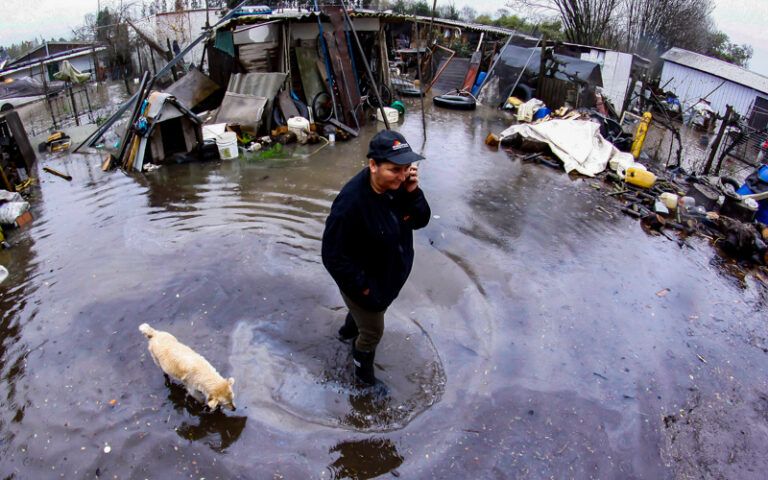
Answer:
[
  {"left": 321, "top": 6, "right": 363, "bottom": 127},
  {"left": 2, "top": 110, "right": 36, "bottom": 171},
  {"left": 277, "top": 90, "right": 301, "bottom": 119},
  {"left": 296, "top": 46, "right": 325, "bottom": 105}
]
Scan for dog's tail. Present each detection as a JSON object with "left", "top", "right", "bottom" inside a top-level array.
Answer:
[{"left": 138, "top": 323, "right": 155, "bottom": 338}]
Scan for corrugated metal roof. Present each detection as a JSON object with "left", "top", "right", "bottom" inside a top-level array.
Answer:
[
  {"left": 661, "top": 47, "right": 768, "bottom": 95},
  {"left": 216, "top": 7, "right": 529, "bottom": 37},
  {"left": 226, "top": 72, "right": 287, "bottom": 98},
  {"left": 0, "top": 47, "right": 107, "bottom": 77}
]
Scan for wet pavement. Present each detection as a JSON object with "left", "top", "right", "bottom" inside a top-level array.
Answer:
[{"left": 1, "top": 98, "right": 768, "bottom": 479}]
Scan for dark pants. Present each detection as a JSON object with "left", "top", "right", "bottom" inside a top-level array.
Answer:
[{"left": 340, "top": 290, "right": 385, "bottom": 352}]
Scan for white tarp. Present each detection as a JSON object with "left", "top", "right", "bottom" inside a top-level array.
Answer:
[{"left": 499, "top": 118, "right": 631, "bottom": 177}]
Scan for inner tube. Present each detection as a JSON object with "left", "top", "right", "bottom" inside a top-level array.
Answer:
[
  {"left": 432, "top": 94, "right": 476, "bottom": 110},
  {"left": 397, "top": 88, "right": 423, "bottom": 97},
  {"left": 511, "top": 83, "right": 533, "bottom": 102}
]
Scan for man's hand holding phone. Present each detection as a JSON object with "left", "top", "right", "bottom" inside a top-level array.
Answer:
[{"left": 405, "top": 165, "right": 419, "bottom": 193}]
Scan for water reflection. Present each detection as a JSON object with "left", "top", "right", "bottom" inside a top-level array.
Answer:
[
  {"left": 328, "top": 437, "right": 403, "bottom": 480},
  {"left": 165, "top": 378, "right": 247, "bottom": 453}
]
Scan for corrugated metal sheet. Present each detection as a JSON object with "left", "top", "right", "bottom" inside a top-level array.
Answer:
[
  {"left": 226, "top": 72, "right": 287, "bottom": 97},
  {"left": 661, "top": 47, "right": 768, "bottom": 94},
  {"left": 217, "top": 8, "right": 528, "bottom": 37},
  {"left": 660, "top": 61, "right": 762, "bottom": 117}
]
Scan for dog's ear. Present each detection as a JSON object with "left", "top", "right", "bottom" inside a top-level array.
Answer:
[
  {"left": 228, "top": 377, "right": 235, "bottom": 386},
  {"left": 207, "top": 398, "right": 219, "bottom": 410}
]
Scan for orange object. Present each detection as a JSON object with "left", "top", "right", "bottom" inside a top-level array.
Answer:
[
  {"left": 15, "top": 211, "right": 33, "bottom": 228},
  {"left": 485, "top": 133, "right": 500, "bottom": 147}
]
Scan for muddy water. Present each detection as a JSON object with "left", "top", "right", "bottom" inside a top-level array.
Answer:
[{"left": 2, "top": 100, "right": 768, "bottom": 479}]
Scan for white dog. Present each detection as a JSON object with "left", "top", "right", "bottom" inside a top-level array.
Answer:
[{"left": 139, "top": 323, "right": 236, "bottom": 411}]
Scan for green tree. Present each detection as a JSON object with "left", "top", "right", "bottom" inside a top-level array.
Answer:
[{"left": 707, "top": 31, "right": 753, "bottom": 68}]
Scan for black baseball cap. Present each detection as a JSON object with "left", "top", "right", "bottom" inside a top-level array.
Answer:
[{"left": 367, "top": 130, "right": 425, "bottom": 165}]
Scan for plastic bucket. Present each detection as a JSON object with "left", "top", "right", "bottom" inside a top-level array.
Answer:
[
  {"left": 376, "top": 107, "right": 399, "bottom": 123},
  {"left": 216, "top": 132, "right": 238, "bottom": 160},
  {"left": 0, "top": 265, "right": 7, "bottom": 285},
  {"left": 287, "top": 116, "right": 310, "bottom": 142}
]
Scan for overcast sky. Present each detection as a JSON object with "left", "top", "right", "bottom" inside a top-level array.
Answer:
[{"left": 1, "top": 0, "right": 766, "bottom": 77}]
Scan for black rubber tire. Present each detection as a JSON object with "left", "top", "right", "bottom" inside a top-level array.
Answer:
[
  {"left": 433, "top": 94, "right": 476, "bottom": 110},
  {"left": 511, "top": 83, "right": 533, "bottom": 102},
  {"left": 397, "top": 88, "right": 423, "bottom": 97},
  {"left": 0, "top": 103, "right": 13, "bottom": 112},
  {"left": 721, "top": 176, "right": 742, "bottom": 192},
  {"left": 364, "top": 83, "right": 393, "bottom": 109},
  {"left": 311, "top": 91, "right": 334, "bottom": 123},
  {"left": 273, "top": 97, "right": 310, "bottom": 126}
]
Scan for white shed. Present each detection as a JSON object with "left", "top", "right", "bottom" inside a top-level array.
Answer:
[{"left": 660, "top": 47, "right": 768, "bottom": 129}]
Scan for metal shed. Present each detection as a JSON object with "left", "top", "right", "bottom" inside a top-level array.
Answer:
[{"left": 660, "top": 47, "right": 768, "bottom": 128}]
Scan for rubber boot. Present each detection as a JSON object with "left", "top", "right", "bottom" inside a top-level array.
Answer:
[
  {"left": 337, "top": 313, "right": 358, "bottom": 340},
  {"left": 352, "top": 344, "right": 377, "bottom": 385},
  {"left": 352, "top": 344, "right": 390, "bottom": 396}
]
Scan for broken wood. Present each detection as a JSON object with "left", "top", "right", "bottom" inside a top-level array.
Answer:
[{"left": 43, "top": 167, "right": 72, "bottom": 181}]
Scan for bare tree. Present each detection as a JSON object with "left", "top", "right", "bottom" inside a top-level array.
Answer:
[
  {"left": 617, "top": 0, "right": 714, "bottom": 56},
  {"left": 460, "top": 6, "right": 477, "bottom": 22},
  {"left": 506, "top": 0, "right": 620, "bottom": 45}
]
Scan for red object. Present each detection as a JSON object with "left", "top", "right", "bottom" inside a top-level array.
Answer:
[
  {"left": 461, "top": 49, "right": 482, "bottom": 93},
  {"left": 14, "top": 211, "right": 33, "bottom": 228}
]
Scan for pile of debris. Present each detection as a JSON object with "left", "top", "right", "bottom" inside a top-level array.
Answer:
[{"left": 487, "top": 102, "right": 768, "bottom": 270}]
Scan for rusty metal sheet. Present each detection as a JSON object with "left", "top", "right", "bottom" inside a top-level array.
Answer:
[
  {"left": 226, "top": 72, "right": 287, "bottom": 98},
  {"left": 214, "top": 92, "right": 268, "bottom": 135},
  {"left": 163, "top": 69, "right": 221, "bottom": 111}
]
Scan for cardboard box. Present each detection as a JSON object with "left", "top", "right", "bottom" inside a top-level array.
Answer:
[{"left": 15, "top": 211, "right": 33, "bottom": 228}]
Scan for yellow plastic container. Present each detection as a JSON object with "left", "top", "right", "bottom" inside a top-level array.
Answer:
[{"left": 626, "top": 167, "right": 656, "bottom": 188}]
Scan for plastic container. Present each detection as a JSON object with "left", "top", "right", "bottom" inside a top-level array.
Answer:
[
  {"left": 0, "top": 265, "right": 7, "bottom": 285},
  {"left": 736, "top": 169, "right": 768, "bottom": 223},
  {"left": 660, "top": 192, "right": 679, "bottom": 210},
  {"left": 516, "top": 102, "right": 535, "bottom": 122},
  {"left": 679, "top": 196, "right": 696, "bottom": 211},
  {"left": 534, "top": 107, "right": 551, "bottom": 120},
  {"left": 610, "top": 152, "right": 634, "bottom": 177},
  {"left": 287, "top": 116, "right": 310, "bottom": 142},
  {"left": 376, "top": 107, "right": 399, "bottom": 123},
  {"left": 215, "top": 131, "right": 239, "bottom": 160},
  {"left": 625, "top": 166, "right": 656, "bottom": 188}
]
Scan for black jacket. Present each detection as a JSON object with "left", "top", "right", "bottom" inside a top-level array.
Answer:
[{"left": 322, "top": 168, "right": 431, "bottom": 312}]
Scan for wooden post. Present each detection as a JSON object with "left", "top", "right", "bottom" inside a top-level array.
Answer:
[
  {"left": 148, "top": 45, "right": 157, "bottom": 76},
  {"left": 166, "top": 39, "right": 179, "bottom": 81},
  {"left": 92, "top": 46, "right": 101, "bottom": 82},
  {"left": 67, "top": 81, "right": 80, "bottom": 126},
  {"left": 703, "top": 104, "right": 732, "bottom": 175},
  {"left": 538, "top": 38, "right": 548, "bottom": 94}
]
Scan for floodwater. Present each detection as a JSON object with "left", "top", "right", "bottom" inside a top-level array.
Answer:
[{"left": 2, "top": 99, "right": 768, "bottom": 479}]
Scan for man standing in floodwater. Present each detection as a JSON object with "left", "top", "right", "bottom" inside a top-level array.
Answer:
[{"left": 322, "top": 130, "right": 431, "bottom": 387}]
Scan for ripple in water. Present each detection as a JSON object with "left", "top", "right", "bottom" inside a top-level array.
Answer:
[{"left": 230, "top": 310, "right": 446, "bottom": 433}]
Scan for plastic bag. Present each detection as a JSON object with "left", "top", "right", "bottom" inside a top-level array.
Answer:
[{"left": 0, "top": 201, "right": 29, "bottom": 224}]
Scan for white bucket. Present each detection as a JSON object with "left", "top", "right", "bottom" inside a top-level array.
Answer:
[
  {"left": 0, "top": 265, "right": 7, "bottom": 285},
  {"left": 216, "top": 131, "right": 239, "bottom": 160},
  {"left": 376, "top": 107, "right": 399, "bottom": 123},
  {"left": 287, "top": 116, "right": 310, "bottom": 142}
]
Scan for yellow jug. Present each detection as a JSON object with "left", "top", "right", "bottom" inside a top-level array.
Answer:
[{"left": 626, "top": 167, "right": 656, "bottom": 188}]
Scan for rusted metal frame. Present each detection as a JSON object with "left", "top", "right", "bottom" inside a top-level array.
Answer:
[{"left": 425, "top": 44, "right": 455, "bottom": 93}]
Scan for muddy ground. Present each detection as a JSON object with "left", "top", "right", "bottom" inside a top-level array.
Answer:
[{"left": 1, "top": 96, "right": 768, "bottom": 479}]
